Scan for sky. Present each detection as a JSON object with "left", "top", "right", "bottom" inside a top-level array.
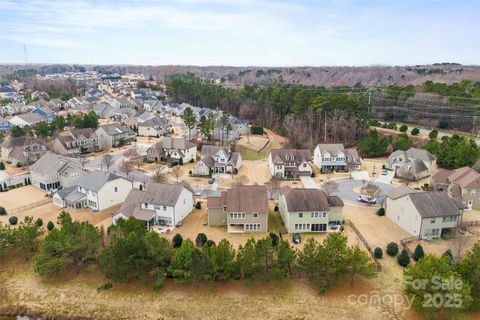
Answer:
[{"left": 0, "top": 0, "right": 478, "bottom": 66}]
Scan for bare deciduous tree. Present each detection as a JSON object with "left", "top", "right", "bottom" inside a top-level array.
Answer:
[
  {"left": 119, "top": 159, "right": 134, "bottom": 178},
  {"left": 152, "top": 164, "right": 168, "bottom": 183},
  {"left": 102, "top": 154, "right": 113, "bottom": 172},
  {"left": 172, "top": 166, "right": 183, "bottom": 182},
  {"left": 322, "top": 180, "right": 339, "bottom": 195},
  {"left": 123, "top": 146, "right": 138, "bottom": 158},
  {"left": 450, "top": 227, "right": 471, "bottom": 259},
  {"left": 100, "top": 138, "right": 111, "bottom": 154},
  {"left": 267, "top": 178, "right": 280, "bottom": 200},
  {"left": 363, "top": 182, "right": 380, "bottom": 199}
]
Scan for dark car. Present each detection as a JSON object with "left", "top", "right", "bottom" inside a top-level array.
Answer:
[
  {"left": 292, "top": 233, "right": 301, "bottom": 244},
  {"left": 208, "top": 178, "right": 216, "bottom": 185},
  {"left": 168, "top": 161, "right": 179, "bottom": 168}
]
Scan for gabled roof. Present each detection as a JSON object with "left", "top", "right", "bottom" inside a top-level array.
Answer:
[
  {"left": 141, "top": 183, "right": 192, "bottom": 206},
  {"left": 201, "top": 145, "right": 229, "bottom": 157},
  {"left": 0, "top": 136, "right": 47, "bottom": 149},
  {"left": 409, "top": 192, "right": 462, "bottom": 218},
  {"left": 386, "top": 184, "right": 417, "bottom": 200},
  {"left": 13, "top": 113, "right": 44, "bottom": 124},
  {"left": 448, "top": 167, "right": 480, "bottom": 190},
  {"left": 281, "top": 188, "right": 331, "bottom": 212},
  {"left": 388, "top": 148, "right": 437, "bottom": 163},
  {"left": 316, "top": 144, "right": 346, "bottom": 156},
  {"left": 160, "top": 137, "right": 196, "bottom": 150},
  {"left": 139, "top": 116, "right": 168, "bottom": 127},
  {"left": 73, "top": 171, "right": 127, "bottom": 192},
  {"left": 30, "top": 151, "right": 82, "bottom": 175},
  {"left": 98, "top": 123, "right": 135, "bottom": 136},
  {"left": 270, "top": 149, "right": 311, "bottom": 163},
  {"left": 216, "top": 185, "right": 268, "bottom": 213}
]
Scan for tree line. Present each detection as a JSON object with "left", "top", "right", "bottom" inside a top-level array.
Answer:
[
  {"left": 166, "top": 74, "right": 369, "bottom": 149},
  {"left": 1, "top": 212, "right": 376, "bottom": 293}
]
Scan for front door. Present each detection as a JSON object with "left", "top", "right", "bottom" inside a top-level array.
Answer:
[{"left": 468, "top": 200, "right": 473, "bottom": 209}]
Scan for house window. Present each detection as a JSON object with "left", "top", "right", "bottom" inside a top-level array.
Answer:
[
  {"left": 154, "top": 205, "right": 160, "bottom": 210},
  {"left": 442, "top": 216, "right": 458, "bottom": 223},
  {"left": 471, "top": 190, "right": 477, "bottom": 196},
  {"left": 163, "top": 206, "right": 167, "bottom": 210},
  {"left": 303, "top": 163, "right": 307, "bottom": 167},
  {"left": 114, "top": 187, "right": 118, "bottom": 192},
  {"left": 253, "top": 213, "right": 258, "bottom": 218},
  {"left": 430, "top": 218, "right": 436, "bottom": 224},
  {"left": 299, "top": 213, "right": 303, "bottom": 218}
]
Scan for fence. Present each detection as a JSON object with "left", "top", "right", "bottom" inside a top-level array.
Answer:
[
  {"left": 345, "top": 219, "right": 382, "bottom": 272},
  {"left": 9, "top": 198, "right": 51, "bottom": 214},
  {"left": 399, "top": 236, "right": 417, "bottom": 256},
  {"left": 461, "top": 220, "right": 480, "bottom": 227}
]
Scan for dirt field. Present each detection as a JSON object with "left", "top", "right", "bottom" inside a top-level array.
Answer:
[
  {"left": 236, "top": 134, "right": 270, "bottom": 152},
  {"left": 0, "top": 185, "right": 48, "bottom": 211}
]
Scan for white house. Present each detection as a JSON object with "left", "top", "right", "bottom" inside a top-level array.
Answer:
[
  {"left": 146, "top": 137, "right": 197, "bottom": 163},
  {"left": 53, "top": 171, "right": 132, "bottom": 211},
  {"left": 313, "top": 144, "right": 361, "bottom": 172},
  {"left": 268, "top": 149, "right": 312, "bottom": 179},
  {"left": 8, "top": 113, "right": 44, "bottom": 128},
  {"left": 192, "top": 145, "right": 242, "bottom": 176},
  {"left": 112, "top": 183, "right": 194, "bottom": 229},
  {"left": 385, "top": 148, "right": 437, "bottom": 181},
  {"left": 385, "top": 185, "right": 463, "bottom": 239},
  {"left": 278, "top": 188, "right": 344, "bottom": 233}
]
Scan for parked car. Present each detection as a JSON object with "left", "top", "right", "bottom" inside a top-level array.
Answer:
[
  {"left": 193, "top": 190, "right": 202, "bottom": 196},
  {"left": 168, "top": 161, "right": 179, "bottom": 168},
  {"left": 292, "top": 233, "right": 301, "bottom": 244},
  {"left": 381, "top": 170, "right": 388, "bottom": 176},
  {"left": 358, "top": 195, "right": 377, "bottom": 204},
  {"left": 208, "top": 178, "right": 216, "bottom": 185}
]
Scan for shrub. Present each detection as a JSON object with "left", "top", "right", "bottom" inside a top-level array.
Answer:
[
  {"left": 195, "top": 233, "right": 208, "bottom": 247},
  {"left": 9, "top": 216, "right": 18, "bottom": 225},
  {"left": 374, "top": 247, "right": 383, "bottom": 259},
  {"left": 35, "top": 218, "right": 43, "bottom": 227},
  {"left": 411, "top": 128, "right": 420, "bottom": 136},
  {"left": 386, "top": 242, "right": 399, "bottom": 256},
  {"left": 189, "top": 159, "right": 194, "bottom": 163},
  {"left": 269, "top": 232, "right": 279, "bottom": 246},
  {"left": 195, "top": 201, "right": 202, "bottom": 209},
  {"left": 399, "top": 124, "right": 408, "bottom": 132},
  {"left": 0, "top": 206, "right": 6, "bottom": 215},
  {"left": 250, "top": 126, "right": 264, "bottom": 135},
  {"left": 0, "top": 162, "right": 5, "bottom": 170},
  {"left": 206, "top": 239, "right": 215, "bottom": 247},
  {"left": 172, "top": 233, "right": 183, "bottom": 248},
  {"left": 189, "top": 170, "right": 192, "bottom": 175},
  {"left": 376, "top": 207, "right": 385, "bottom": 216},
  {"left": 429, "top": 129, "right": 438, "bottom": 140},
  {"left": 397, "top": 249, "right": 411, "bottom": 267},
  {"left": 47, "top": 221, "right": 55, "bottom": 231},
  {"left": 413, "top": 244, "right": 425, "bottom": 261},
  {"left": 310, "top": 172, "right": 316, "bottom": 178},
  {"left": 274, "top": 205, "right": 279, "bottom": 212},
  {"left": 16, "top": 162, "right": 22, "bottom": 168},
  {"left": 387, "top": 122, "right": 397, "bottom": 130}
]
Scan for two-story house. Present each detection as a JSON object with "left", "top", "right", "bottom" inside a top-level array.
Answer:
[
  {"left": 8, "top": 113, "right": 44, "bottom": 128},
  {"left": 0, "top": 116, "right": 11, "bottom": 132},
  {"left": 385, "top": 148, "right": 437, "bottom": 181},
  {"left": 112, "top": 183, "right": 194, "bottom": 229},
  {"left": 192, "top": 145, "right": 242, "bottom": 176},
  {"left": 278, "top": 188, "right": 344, "bottom": 233},
  {"left": 52, "top": 171, "right": 132, "bottom": 211},
  {"left": 207, "top": 185, "right": 268, "bottom": 233},
  {"left": 95, "top": 123, "right": 136, "bottom": 149},
  {"left": 146, "top": 137, "right": 197, "bottom": 163},
  {"left": 268, "top": 149, "right": 312, "bottom": 179},
  {"left": 432, "top": 167, "right": 480, "bottom": 210},
  {"left": 51, "top": 128, "right": 99, "bottom": 155},
  {"left": 385, "top": 185, "right": 463, "bottom": 239},
  {"left": 30, "top": 151, "right": 85, "bottom": 191},
  {"left": 313, "top": 144, "right": 361, "bottom": 172},
  {"left": 31, "top": 107, "right": 56, "bottom": 122},
  {"left": 138, "top": 116, "right": 170, "bottom": 137},
  {"left": 0, "top": 136, "right": 50, "bottom": 166}
]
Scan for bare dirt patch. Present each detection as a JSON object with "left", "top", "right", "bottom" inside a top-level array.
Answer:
[{"left": 0, "top": 185, "right": 49, "bottom": 211}]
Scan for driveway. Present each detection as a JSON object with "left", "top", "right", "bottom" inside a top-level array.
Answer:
[
  {"left": 332, "top": 178, "right": 393, "bottom": 202},
  {"left": 300, "top": 176, "right": 320, "bottom": 189},
  {"left": 351, "top": 171, "right": 371, "bottom": 181},
  {"left": 375, "top": 170, "right": 394, "bottom": 184}
]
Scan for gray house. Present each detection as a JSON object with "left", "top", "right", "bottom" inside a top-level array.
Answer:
[
  {"left": 386, "top": 148, "right": 437, "bottom": 181},
  {"left": 208, "top": 185, "right": 268, "bottom": 233},
  {"left": 96, "top": 123, "right": 136, "bottom": 149},
  {"left": 278, "top": 188, "right": 344, "bottom": 233}
]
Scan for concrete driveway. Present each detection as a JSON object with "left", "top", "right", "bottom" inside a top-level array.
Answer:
[
  {"left": 332, "top": 178, "right": 393, "bottom": 202},
  {"left": 351, "top": 171, "right": 371, "bottom": 181},
  {"left": 300, "top": 176, "right": 320, "bottom": 189},
  {"left": 375, "top": 170, "right": 394, "bottom": 184}
]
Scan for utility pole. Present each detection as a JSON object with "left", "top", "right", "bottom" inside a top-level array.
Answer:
[
  {"left": 368, "top": 88, "right": 372, "bottom": 114},
  {"left": 324, "top": 110, "right": 327, "bottom": 142}
]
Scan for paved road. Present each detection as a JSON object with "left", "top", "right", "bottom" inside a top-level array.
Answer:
[{"left": 332, "top": 178, "right": 393, "bottom": 202}]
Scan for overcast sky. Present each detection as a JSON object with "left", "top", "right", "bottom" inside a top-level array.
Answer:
[{"left": 0, "top": 0, "right": 478, "bottom": 66}]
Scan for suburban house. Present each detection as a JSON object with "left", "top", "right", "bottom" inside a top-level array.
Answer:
[
  {"left": 8, "top": 113, "right": 44, "bottom": 128},
  {"left": 385, "top": 148, "right": 437, "bottom": 180},
  {"left": 138, "top": 116, "right": 170, "bottom": 137},
  {"left": 95, "top": 123, "right": 136, "bottom": 149},
  {"left": 31, "top": 106, "right": 56, "bottom": 122},
  {"left": 0, "top": 116, "right": 11, "bottom": 132},
  {"left": 53, "top": 171, "right": 132, "bottom": 211},
  {"left": 0, "top": 136, "right": 50, "bottom": 166},
  {"left": 51, "top": 128, "right": 99, "bottom": 155},
  {"left": 268, "top": 149, "right": 312, "bottom": 179},
  {"left": 313, "top": 144, "right": 361, "bottom": 172},
  {"left": 432, "top": 167, "right": 480, "bottom": 210},
  {"left": 385, "top": 185, "right": 463, "bottom": 238},
  {"left": 30, "top": 151, "right": 84, "bottom": 191},
  {"left": 207, "top": 185, "right": 268, "bottom": 233},
  {"left": 112, "top": 183, "right": 194, "bottom": 229},
  {"left": 278, "top": 188, "right": 344, "bottom": 233},
  {"left": 192, "top": 145, "right": 242, "bottom": 176},
  {"left": 146, "top": 137, "right": 196, "bottom": 163}
]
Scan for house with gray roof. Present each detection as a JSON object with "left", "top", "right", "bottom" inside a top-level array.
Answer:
[
  {"left": 138, "top": 116, "right": 170, "bottom": 137},
  {"left": 433, "top": 167, "right": 480, "bottom": 210},
  {"left": 96, "top": 123, "right": 136, "bottom": 149},
  {"left": 192, "top": 145, "right": 242, "bottom": 176},
  {"left": 386, "top": 185, "right": 463, "bottom": 239},
  {"left": 0, "top": 136, "right": 50, "bottom": 166},
  {"left": 30, "top": 151, "right": 84, "bottom": 191},
  {"left": 268, "top": 149, "right": 312, "bottom": 179},
  {"left": 51, "top": 128, "right": 99, "bottom": 155},
  {"left": 386, "top": 148, "right": 437, "bottom": 181},
  {"left": 313, "top": 144, "right": 361, "bottom": 172},
  {"left": 8, "top": 113, "right": 44, "bottom": 128},
  {"left": 112, "top": 182, "right": 193, "bottom": 229},
  {"left": 52, "top": 171, "right": 132, "bottom": 211},
  {"left": 146, "top": 137, "right": 197, "bottom": 163},
  {"left": 279, "top": 188, "right": 344, "bottom": 233}
]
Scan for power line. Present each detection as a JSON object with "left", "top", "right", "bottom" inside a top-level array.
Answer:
[{"left": 372, "top": 86, "right": 480, "bottom": 102}]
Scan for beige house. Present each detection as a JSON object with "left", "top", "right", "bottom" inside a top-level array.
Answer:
[
  {"left": 268, "top": 149, "right": 312, "bottom": 179},
  {"left": 432, "top": 167, "right": 480, "bottom": 210},
  {"left": 385, "top": 148, "right": 437, "bottom": 181},
  {"left": 386, "top": 185, "right": 463, "bottom": 239},
  {"left": 278, "top": 188, "right": 344, "bottom": 233},
  {"left": 1, "top": 136, "right": 49, "bottom": 166},
  {"left": 207, "top": 185, "right": 268, "bottom": 233},
  {"left": 51, "top": 128, "right": 99, "bottom": 155}
]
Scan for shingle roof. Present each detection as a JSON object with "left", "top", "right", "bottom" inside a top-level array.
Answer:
[
  {"left": 141, "top": 183, "right": 192, "bottom": 206},
  {"left": 270, "top": 149, "right": 311, "bottom": 163},
  {"left": 409, "top": 192, "right": 462, "bottom": 218},
  {"left": 387, "top": 184, "right": 417, "bottom": 200},
  {"left": 316, "top": 144, "right": 346, "bottom": 157},
  {"left": 281, "top": 188, "right": 330, "bottom": 212},
  {"left": 201, "top": 145, "right": 228, "bottom": 157},
  {"left": 161, "top": 137, "right": 196, "bottom": 150},
  {"left": 73, "top": 171, "right": 126, "bottom": 192},
  {"left": 98, "top": 123, "right": 135, "bottom": 136},
  {"left": 220, "top": 185, "right": 268, "bottom": 213},
  {"left": 30, "top": 151, "right": 81, "bottom": 175}
]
